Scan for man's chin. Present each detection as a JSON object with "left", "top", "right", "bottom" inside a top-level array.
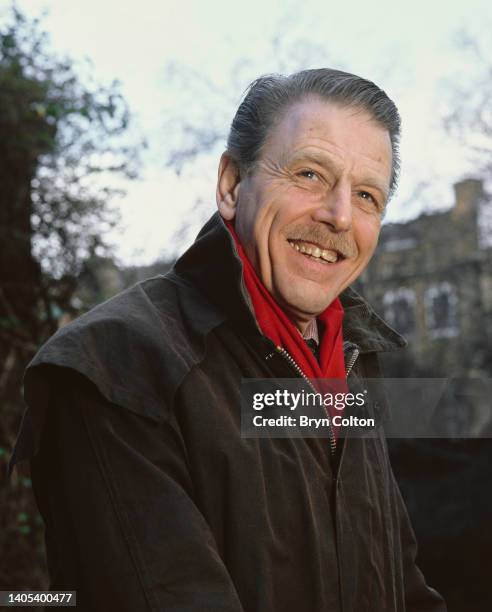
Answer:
[{"left": 275, "top": 288, "right": 337, "bottom": 321}]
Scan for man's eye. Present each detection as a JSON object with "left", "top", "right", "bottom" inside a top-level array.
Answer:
[
  {"left": 358, "top": 191, "right": 377, "bottom": 205},
  {"left": 298, "top": 170, "right": 318, "bottom": 180}
]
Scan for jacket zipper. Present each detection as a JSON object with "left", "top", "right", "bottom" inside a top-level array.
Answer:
[
  {"left": 269, "top": 345, "right": 360, "bottom": 456},
  {"left": 344, "top": 344, "right": 360, "bottom": 378}
]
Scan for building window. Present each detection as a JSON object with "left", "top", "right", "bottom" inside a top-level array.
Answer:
[
  {"left": 383, "top": 288, "right": 416, "bottom": 336},
  {"left": 424, "top": 282, "right": 459, "bottom": 339}
]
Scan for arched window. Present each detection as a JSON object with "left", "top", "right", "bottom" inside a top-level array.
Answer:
[
  {"left": 383, "top": 287, "right": 416, "bottom": 336},
  {"left": 424, "top": 282, "right": 459, "bottom": 339}
]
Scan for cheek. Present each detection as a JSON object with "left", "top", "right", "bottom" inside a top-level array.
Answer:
[
  {"left": 258, "top": 193, "right": 294, "bottom": 239},
  {"left": 354, "top": 216, "right": 381, "bottom": 260},
  {"left": 270, "top": 189, "right": 313, "bottom": 234}
]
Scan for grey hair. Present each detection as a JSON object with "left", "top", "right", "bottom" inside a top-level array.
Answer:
[{"left": 226, "top": 68, "right": 401, "bottom": 199}]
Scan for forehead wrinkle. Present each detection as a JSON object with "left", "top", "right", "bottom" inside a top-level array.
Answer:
[
  {"left": 282, "top": 131, "right": 389, "bottom": 167},
  {"left": 303, "top": 134, "right": 389, "bottom": 165},
  {"left": 271, "top": 98, "right": 391, "bottom": 159}
]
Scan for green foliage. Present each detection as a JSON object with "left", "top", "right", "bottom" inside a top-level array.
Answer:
[{"left": 0, "top": 6, "right": 141, "bottom": 281}]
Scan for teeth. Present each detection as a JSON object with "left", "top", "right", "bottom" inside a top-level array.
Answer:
[
  {"left": 321, "top": 250, "right": 337, "bottom": 263},
  {"left": 288, "top": 240, "right": 338, "bottom": 263}
]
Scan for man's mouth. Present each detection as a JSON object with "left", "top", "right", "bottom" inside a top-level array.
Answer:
[{"left": 287, "top": 239, "right": 343, "bottom": 264}]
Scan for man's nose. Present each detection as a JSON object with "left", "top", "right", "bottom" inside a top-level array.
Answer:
[{"left": 311, "top": 182, "right": 352, "bottom": 232}]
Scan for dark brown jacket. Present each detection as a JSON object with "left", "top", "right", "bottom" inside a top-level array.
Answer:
[{"left": 10, "top": 213, "right": 446, "bottom": 611}]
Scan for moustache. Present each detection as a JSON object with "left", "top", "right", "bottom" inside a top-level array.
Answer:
[{"left": 284, "top": 224, "right": 358, "bottom": 259}]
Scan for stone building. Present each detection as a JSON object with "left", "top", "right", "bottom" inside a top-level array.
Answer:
[{"left": 355, "top": 178, "right": 492, "bottom": 379}]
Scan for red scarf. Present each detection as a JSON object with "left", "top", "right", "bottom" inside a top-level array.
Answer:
[{"left": 226, "top": 222, "right": 346, "bottom": 381}]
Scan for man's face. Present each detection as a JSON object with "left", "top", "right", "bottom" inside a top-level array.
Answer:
[{"left": 217, "top": 97, "right": 393, "bottom": 330}]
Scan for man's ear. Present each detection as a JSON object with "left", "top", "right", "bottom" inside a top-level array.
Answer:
[{"left": 216, "top": 153, "right": 241, "bottom": 221}]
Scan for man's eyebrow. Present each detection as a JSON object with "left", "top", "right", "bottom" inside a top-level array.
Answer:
[
  {"left": 285, "top": 150, "right": 341, "bottom": 173},
  {"left": 285, "top": 150, "right": 390, "bottom": 201}
]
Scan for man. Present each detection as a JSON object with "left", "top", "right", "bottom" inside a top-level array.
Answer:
[{"left": 10, "top": 68, "right": 446, "bottom": 611}]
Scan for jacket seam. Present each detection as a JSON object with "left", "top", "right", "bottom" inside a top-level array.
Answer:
[{"left": 29, "top": 360, "right": 173, "bottom": 426}]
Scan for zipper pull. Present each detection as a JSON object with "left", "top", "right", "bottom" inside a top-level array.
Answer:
[{"left": 265, "top": 345, "right": 283, "bottom": 360}]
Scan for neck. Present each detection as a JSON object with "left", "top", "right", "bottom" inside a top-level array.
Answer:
[{"left": 291, "top": 314, "right": 316, "bottom": 336}]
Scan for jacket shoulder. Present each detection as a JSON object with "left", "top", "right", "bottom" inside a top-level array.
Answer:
[{"left": 28, "top": 274, "right": 222, "bottom": 420}]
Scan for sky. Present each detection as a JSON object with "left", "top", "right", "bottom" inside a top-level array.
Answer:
[{"left": 2, "top": 0, "right": 492, "bottom": 265}]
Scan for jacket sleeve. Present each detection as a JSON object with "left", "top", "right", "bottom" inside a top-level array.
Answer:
[
  {"left": 391, "top": 470, "right": 447, "bottom": 612},
  {"left": 30, "top": 369, "right": 245, "bottom": 612}
]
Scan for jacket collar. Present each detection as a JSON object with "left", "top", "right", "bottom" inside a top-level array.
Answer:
[{"left": 171, "top": 212, "right": 407, "bottom": 355}]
